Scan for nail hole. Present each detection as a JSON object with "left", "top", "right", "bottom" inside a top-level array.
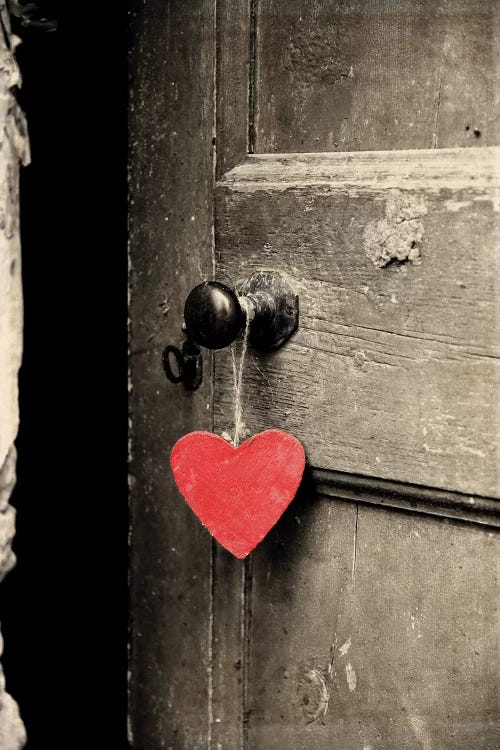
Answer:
[
  {"left": 474, "top": 129, "right": 481, "bottom": 138},
  {"left": 465, "top": 125, "right": 470, "bottom": 131}
]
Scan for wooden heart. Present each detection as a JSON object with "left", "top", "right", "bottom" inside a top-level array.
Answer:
[{"left": 170, "top": 429, "right": 305, "bottom": 558}]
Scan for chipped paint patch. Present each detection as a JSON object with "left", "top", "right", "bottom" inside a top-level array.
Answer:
[
  {"left": 409, "top": 611, "right": 423, "bottom": 638},
  {"left": 345, "top": 663, "right": 357, "bottom": 692},
  {"left": 363, "top": 190, "right": 427, "bottom": 268},
  {"left": 339, "top": 636, "right": 351, "bottom": 656}
]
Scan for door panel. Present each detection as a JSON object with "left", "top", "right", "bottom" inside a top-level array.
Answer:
[
  {"left": 247, "top": 499, "right": 499, "bottom": 750},
  {"left": 256, "top": 0, "right": 499, "bottom": 152},
  {"left": 215, "top": 148, "right": 499, "bottom": 497}
]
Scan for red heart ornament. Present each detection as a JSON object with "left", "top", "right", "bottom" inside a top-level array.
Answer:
[{"left": 170, "top": 430, "right": 305, "bottom": 558}]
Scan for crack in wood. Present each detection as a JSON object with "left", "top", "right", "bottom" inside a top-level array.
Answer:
[
  {"left": 242, "top": 555, "right": 253, "bottom": 750},
  {"left": 351, "top": 505, "right": 359, "bottom": 584},
  {"left": 247, "top": 0, "right": 258, "bottom": 154}
]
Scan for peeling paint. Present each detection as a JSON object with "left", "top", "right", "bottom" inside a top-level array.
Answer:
[{"left": 339, "top": 636, "right": 351, "bottom": 656}]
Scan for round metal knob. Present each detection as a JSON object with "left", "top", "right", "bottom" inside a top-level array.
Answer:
[
  {"left": 183, "top": 272, "right": 299, "bottom": 350},
  {"left": 184, "top": 281, "right": 244, "bottom": 349}
]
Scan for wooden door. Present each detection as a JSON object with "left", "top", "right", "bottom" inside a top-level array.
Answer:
[{"left": 129, "top": 2, "right": 500, "bottom": 748}]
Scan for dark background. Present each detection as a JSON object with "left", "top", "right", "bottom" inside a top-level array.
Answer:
[{"left": 0, "top": 2, "right": 128, "bottom": 748}]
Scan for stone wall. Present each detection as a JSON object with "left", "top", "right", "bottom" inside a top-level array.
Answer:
[{"left": 0, "top": 3, "right": 29, "bottom": 748}]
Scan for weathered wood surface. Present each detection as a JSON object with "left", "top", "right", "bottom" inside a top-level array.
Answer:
[
  {"left": 211, "top": 7, "right": 256, "bottom": 742},
  {"left": 256, "top": 0, "right": 500, "bottom": 153},
  {"left": 216, "top": 0, "right": 251, "bottom": 177},
  {"left": 215, "top": 148, "right": 500, "bottom": 498},
  {"left": 246, "top": 497, "right": 500, "bottom": 749},
  {"left": 221, "top": 147, "right": 499, "bottom": 190},
  {"left": 210, "top": 547, "right": 246, "bottom": 750},
  {"left": 129, "top": 2, "right": 500, "bottom": 748},
  {"left": 312, "top": 467, "right": 500, "bottom": 527},
  {"left": 128, "top": 2, "right": 215, "bottom": 747}
]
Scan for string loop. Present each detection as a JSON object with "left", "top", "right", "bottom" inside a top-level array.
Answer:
[{"left": 230, "top": 297, "right": 254, "bottom": 446}]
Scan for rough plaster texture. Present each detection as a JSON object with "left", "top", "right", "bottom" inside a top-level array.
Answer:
[
  {"left": 363, "top": 189, "right": 427, "bottom": 268},
  {"left": 0, "top": 3, "right": 29, "bottom": 748}
]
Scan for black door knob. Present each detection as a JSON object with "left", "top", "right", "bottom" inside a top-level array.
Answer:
[
  {"left": 183, "top": 271, "right": 299, "bottom": 350},
  {"left": 184, "top": 281, "right": 244, "bottom": 350}
]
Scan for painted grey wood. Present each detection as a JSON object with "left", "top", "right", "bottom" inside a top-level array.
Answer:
[
  {"left": 128, "top": 2, "right": 215, "bottom": 748},
  {"left": 210, "top": 547, "right": 246, "bottom": 749},
  {"left": 256, "top": 0, "right": 499, "bottom": 153},
  {"left": 215, "top": 148, "right": 500, "bottom": 498},
  {"left": 210, "top": 3, "right": 255, "bottom": 746},
  {"left": 312, "top": 467, "right": 500, "bottom": 527},
  {"left": 246, "top": 498, "right": 500, "bottom": 749},
  {"left": 216, "top": 0, "right": 251, "bottom": 177}
]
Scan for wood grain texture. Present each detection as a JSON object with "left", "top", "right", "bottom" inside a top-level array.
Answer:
[
  {"left": 246, "top": 491, "right": 358, "bottom": 749},
  {"left": 210, "top": 547, "right": 246, "bottom": 750},
  {"left": 128, "top": 2, "right": 215, "bottom": 747},
  {"left": 214, "top": 4, "right": 255, "bottom": 742},
  {"left": 220, "top": 147, "right": 499, "bottom": 190},
  {"left": 255, "top": 0, "right": 500, "bottom": 153},
  {"left": 215, "top": 148, "right": 500, "bottom": 498},
  {"left": 216, "top": 0, "right": 251, "bottom": 177},
  {"left": 246, "top": 497, "right": 500, "bottom": 749}
]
